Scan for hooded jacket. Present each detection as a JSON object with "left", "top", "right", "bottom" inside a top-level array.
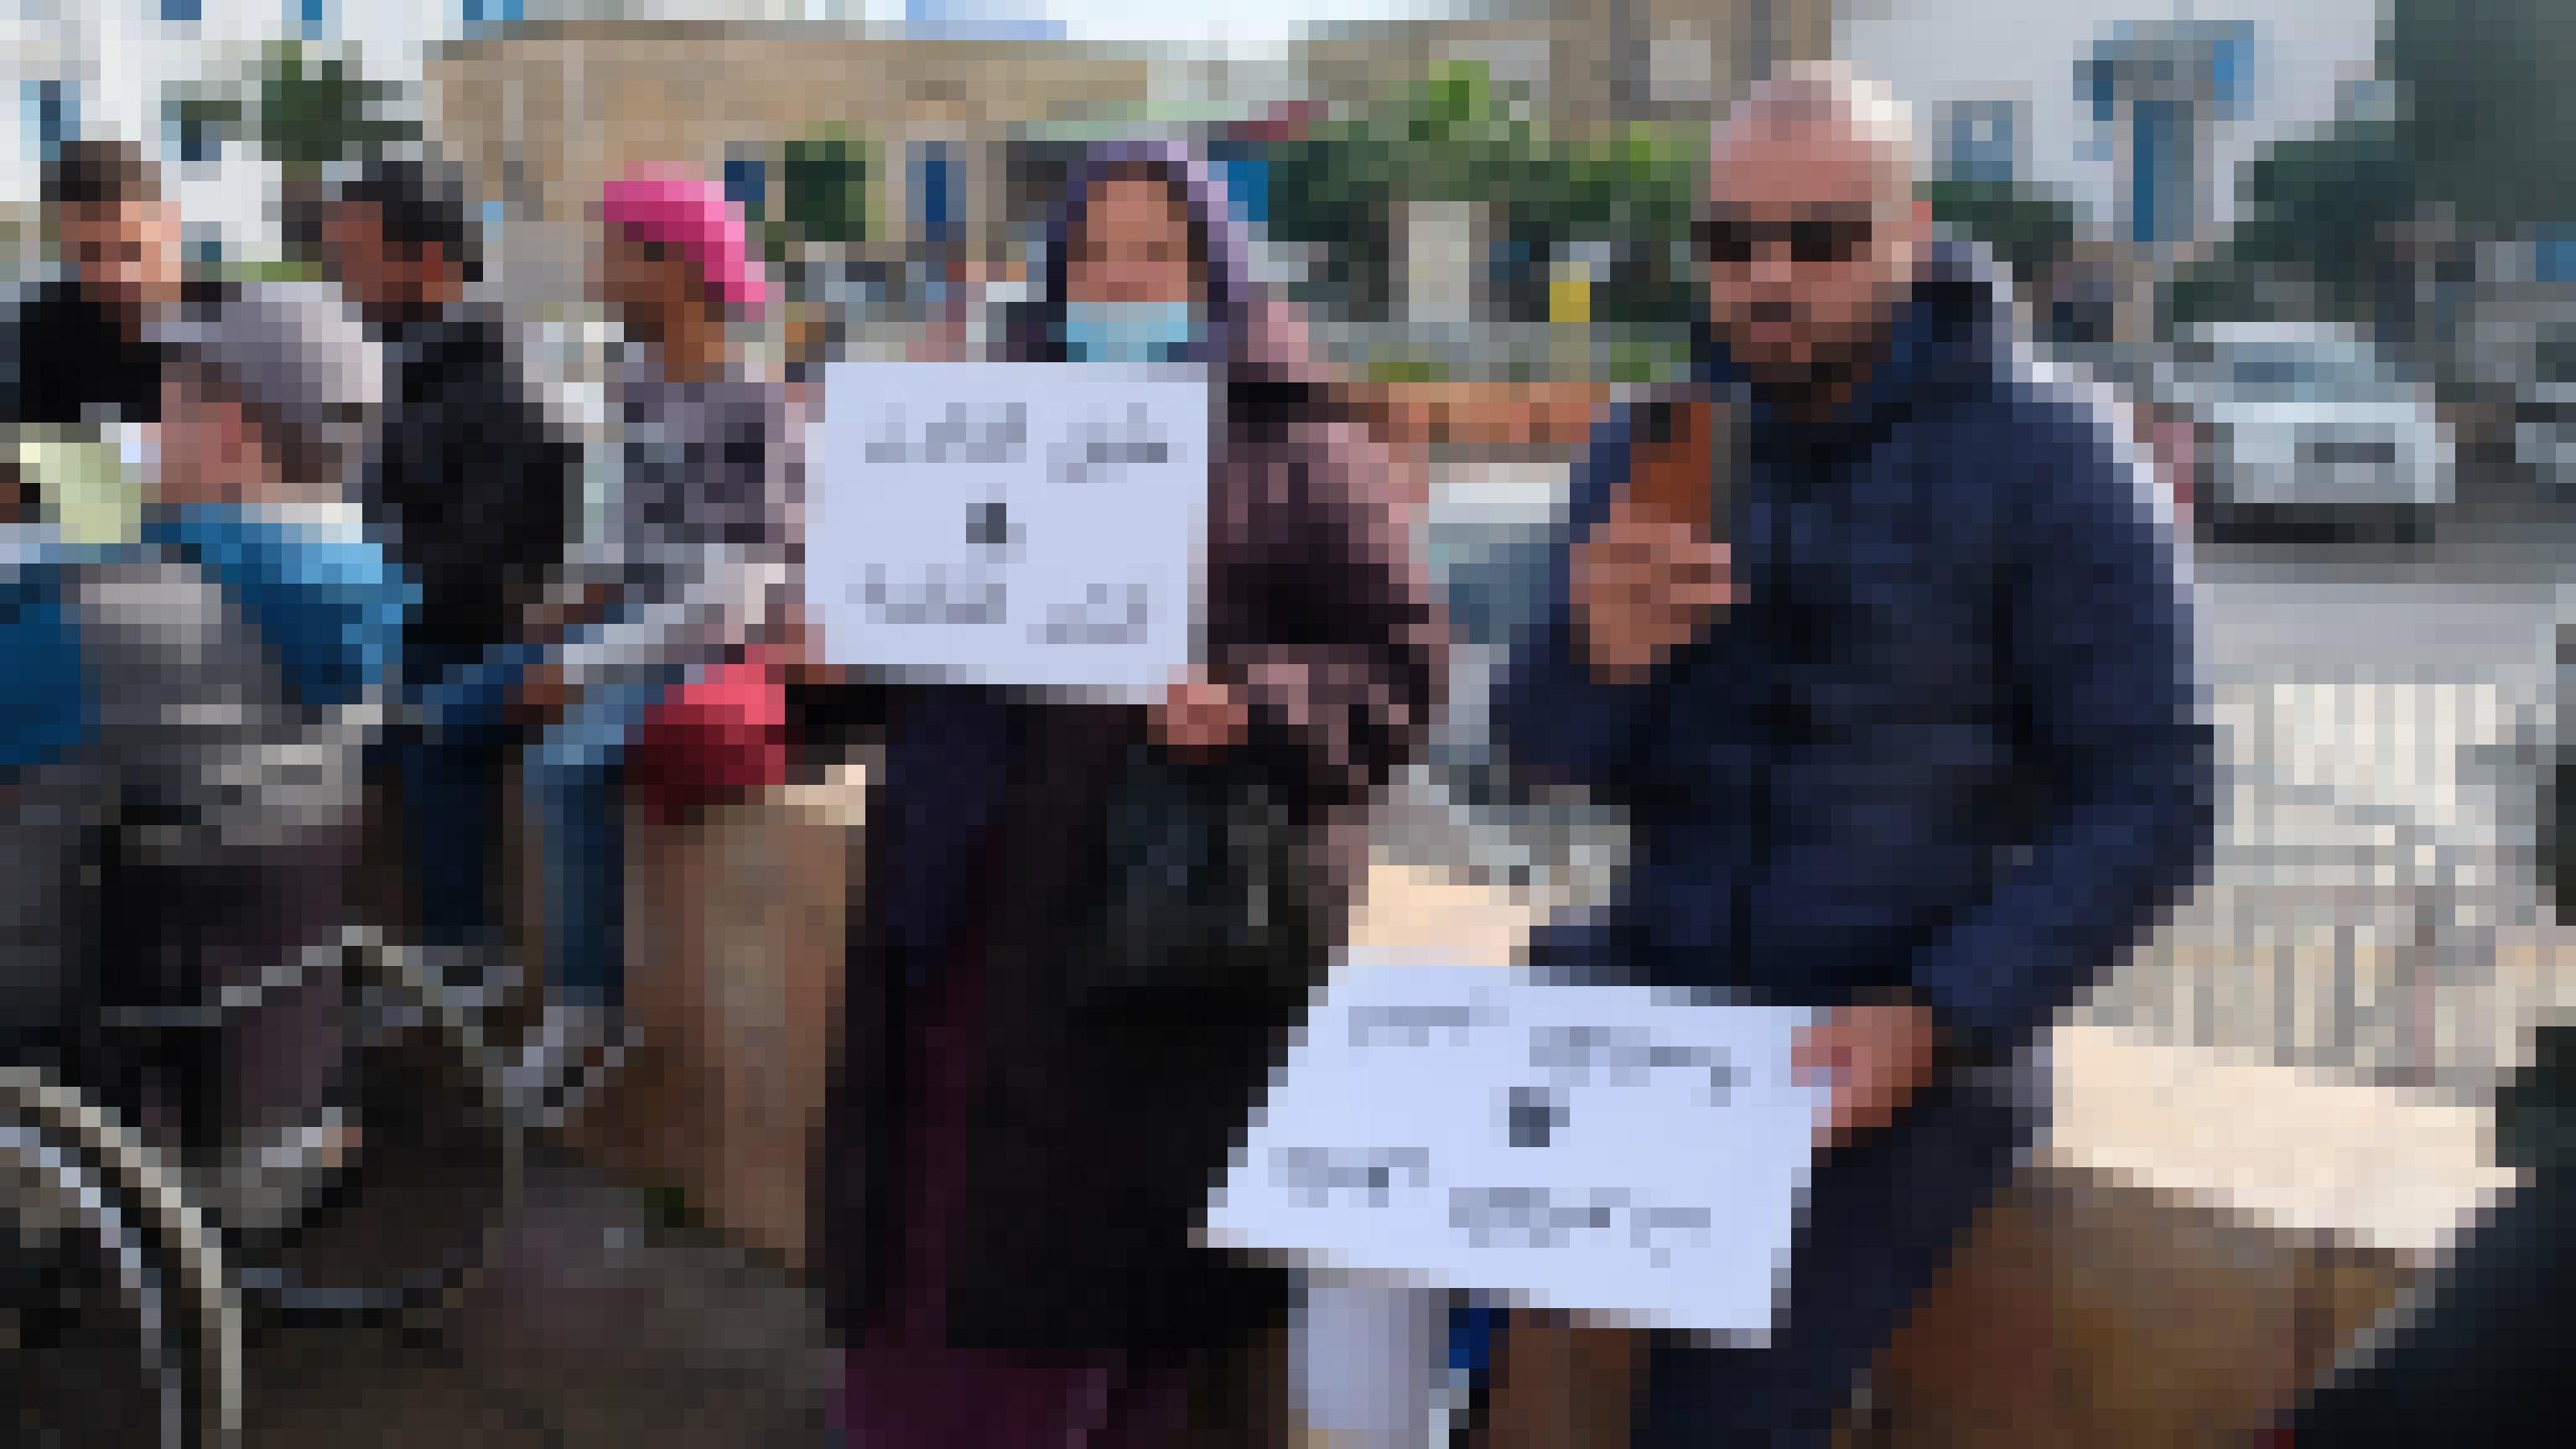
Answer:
[
  {"left": 0, "top": 530, "right": 404, "bottom": 1085},
  {"left": 1497, "top": 239, "right": 2211, "bottom": 1051},
  {"left": 365, "top": 302, "right": 574, "bottom": 691},
  {"left": 1486, "top": 242, "right": 2214, "bottom": 1417}
]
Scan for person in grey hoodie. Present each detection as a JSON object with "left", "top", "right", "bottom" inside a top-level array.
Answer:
[
  {"left": 2, "top": 280, "right": 408, "bottom": 1238},
  {"left": 493, "top": 166, "right": 796, "bottom": 1121}
]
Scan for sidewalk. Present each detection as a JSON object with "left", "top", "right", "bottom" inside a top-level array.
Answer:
[{"left": 245, "top": 1140, "right": 835, "bottom": 1447}]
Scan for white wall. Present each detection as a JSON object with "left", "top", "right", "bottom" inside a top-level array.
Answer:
[
  {"left": 1839, "top": 0, "right": 2383, "bottom": 236},
  {"left": 526, "top": 1, "right": 866, "bottom": 19}
]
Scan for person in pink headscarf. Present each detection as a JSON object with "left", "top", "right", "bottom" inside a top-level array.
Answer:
[{"left": 497, "top": 164, "right": 801, "bottom": 1121}]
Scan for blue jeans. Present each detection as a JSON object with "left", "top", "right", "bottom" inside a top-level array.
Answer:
[
  {"left": 1624, "top": 1071, "right": 2021, "bottom": 1449},
  {"left": 523, "top": 671, "right": 679, "bottom": 1010},
  {"left": 402, "top": 635, "right": 680, "bottom": 1013},
  {"left": 402, "top": 641, "right": 545, "bottom": 957},
  {"left": 1524, "top": 922, "right": 2023, "bottom": 1448}
]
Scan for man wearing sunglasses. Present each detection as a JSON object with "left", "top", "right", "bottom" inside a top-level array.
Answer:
[{"left": 1491, "top": 63, "right": 2211, "bottom": 1447}]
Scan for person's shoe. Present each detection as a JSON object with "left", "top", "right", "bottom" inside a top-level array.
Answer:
[
  {"left": 211, "top": 1104, "right": 362, "bottom": 1242},
  {"left": 502, "top": 1003, "right": 630, "bottom": 1133}
]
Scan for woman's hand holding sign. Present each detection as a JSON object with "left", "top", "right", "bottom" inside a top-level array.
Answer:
[{"left": 1150, "top": 672, "right": 1250, "bottom": 756}]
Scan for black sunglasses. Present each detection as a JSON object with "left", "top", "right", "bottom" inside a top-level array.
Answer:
[{"left": 1696, "top": 211, "right": 1875, "bottom": 266}]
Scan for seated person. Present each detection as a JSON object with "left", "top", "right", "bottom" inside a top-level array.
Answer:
[
  {"left": 427, "top": 168, "right": 794, "bottom": 1127},
  {"left": 0, "top": 282, "right": 411, "bottom": 1240}
]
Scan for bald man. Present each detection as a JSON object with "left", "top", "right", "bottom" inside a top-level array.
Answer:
[{"left": 1491, "top": 64, "right": 2213, "bottom": 1445}]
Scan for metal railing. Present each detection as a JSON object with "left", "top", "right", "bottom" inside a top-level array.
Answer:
[{"left": 2091, "top": 759, "right": 2539, "bottom": 1104}]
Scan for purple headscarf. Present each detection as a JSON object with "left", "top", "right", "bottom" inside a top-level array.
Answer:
[{"left": 1013, "top": 139, "right": 1316, "bottom": 386}]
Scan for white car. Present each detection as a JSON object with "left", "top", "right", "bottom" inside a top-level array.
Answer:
[
  {"left": 2166, "top": 323, "right": 2454, "bottom": 543},
  {"left": 2514, "top": 327, "right": 2576, "bottom": 494}
]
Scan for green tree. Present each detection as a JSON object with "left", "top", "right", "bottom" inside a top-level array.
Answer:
[
  {"left": 254, "top": 41, "right": 415, "bottom": 171},
  {"left": 2231, "top": 115, "right": 2414, "bottom": 324},
  {"left": 1265, "top": 60, "right": 1701, "bottom": 325},
  {"left": 1920, "top": 176, "right": 2082, "bottom": 297},
  {"left": 2387, "top": 0, "right": 2576, "bottom": 230},
  {"left": 1264, "top": 115, "right": 1401, "bottom": 315},
  {"left": 776, "top": 131, "right": 869, "bottom": 247},
  {"left": 1516, "top": 126, "right": 1699, "bottom": 329},
  {"left": 2160, "top": 242, "right": 2310, "bottom": 337},
  {"left": 2155, "top": 112, "right": 2417, "bottom": 341}
]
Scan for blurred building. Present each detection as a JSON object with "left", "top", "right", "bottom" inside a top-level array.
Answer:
[
  {"left": 518, "top": 1, "right": 862, "bottom": 19},
  {"left": 1288, "top": 0, "right": 1832, "bottom": 335},
  {"left": 1, "top": 0, "right": 464, "bottom": 272},
  {"left": 1292, "top": 0, "right": 1835, "bottom": 141},
  {"left": 1843, "top": 0, "right": 2383, "bottom": 254},
  {"left": 424, "top": 20, "right": 1160, "bottom": 308}
]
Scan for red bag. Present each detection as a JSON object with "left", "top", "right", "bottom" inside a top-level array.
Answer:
[{"left": 630, "top": 647, "right": 793, "bottom": 826}]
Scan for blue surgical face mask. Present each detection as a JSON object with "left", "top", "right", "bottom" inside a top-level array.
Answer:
[{"left": 1061, "top": 300, "right": 1201, "bottom": 365}]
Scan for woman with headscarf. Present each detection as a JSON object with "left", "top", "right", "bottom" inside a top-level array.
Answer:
[{"left": 813, "top": 142, "right": 1443, "bottom": 1448}]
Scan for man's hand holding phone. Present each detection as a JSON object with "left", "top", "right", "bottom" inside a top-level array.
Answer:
[{"left": 1573, "top": 493, "right": 1735, "bottom": 683}]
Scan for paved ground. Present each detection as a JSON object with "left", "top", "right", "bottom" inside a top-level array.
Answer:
[{"left": 246, "top": 1140, "right": 835, "bottom": 1447}]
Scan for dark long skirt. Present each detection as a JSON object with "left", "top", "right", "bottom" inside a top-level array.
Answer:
[{"left": 837, "top": 912, "right": 1202, "bottom": 1449}]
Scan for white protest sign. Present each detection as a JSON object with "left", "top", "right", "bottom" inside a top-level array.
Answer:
[
  {"left": 1207, "top": 955, "right": 1827, "bottom": 1341},
  {"left": 806, "top": 361, "right": 1210, "bottom": 700}
]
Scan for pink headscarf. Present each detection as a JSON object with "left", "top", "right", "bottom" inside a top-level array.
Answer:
[{"left": 599, "top": 163, "right": 769, "bottom": 316}]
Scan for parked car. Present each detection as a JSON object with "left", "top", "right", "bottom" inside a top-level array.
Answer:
[
  {"left": 2513, "top": 324, "right": 2576, "bottom": 495},
  {"left": 2165, "top": 323, "right": 2454, "bottom": 544}
]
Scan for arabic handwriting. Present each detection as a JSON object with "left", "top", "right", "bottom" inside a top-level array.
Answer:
[
  {"left": 1033, "top": 580, "right": 1150, "bottom": 646},
  {"left": 1273, "top": 1146, "right": 1434, "bottom": 1209},
  {"left": 865, "top": 398, "right": 1030, "bottom": 467},
  {"left": 857, "top": 563, "right": 1008, "bottom": 626}
]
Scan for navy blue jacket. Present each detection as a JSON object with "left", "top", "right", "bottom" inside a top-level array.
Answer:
[{"left": 1496, "top": 242, "right": 2213, "bottom": 1058}]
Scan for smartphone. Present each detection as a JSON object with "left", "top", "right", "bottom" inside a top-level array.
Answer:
[{"left": 1626, "top": 394, "right": 1739, "bottom": 546}]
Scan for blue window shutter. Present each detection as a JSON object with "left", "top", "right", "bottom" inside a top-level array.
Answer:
[
  {"left": 167, "top": 102, "right": 217, "bottom": 165},
  {"left": 1947, "top": 102, "right": 2015, "bottom": 185},
  {"left": 2537, "top": 229, "right": 2576, "bottom": 287},
  {"left": 297, "top": 0, "right": 327, "bottom": 40},
  {"left": 1225, "top": 156, "right": 1269, "bottom": 228},
  {"left": 163, "top": 0, "right": 204, "bottom": 23},
  {"left": 2211, "top": 22, "right": 2253, "bottom": 117},
  {"left": 917, "top": 144, "right": 955, "bottom": 244},
  {"left": 2132, "top": 97, "right": 2178, "bottom": 246},
  {"left": 28, "top": 80, "right": 73, "bottom": 163},
  {"left": 724, "top": 155, "right": 766, "bottom": 216},
  {"left": 2078, "top": 58, "right": 2116, "bottom": 128}
]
